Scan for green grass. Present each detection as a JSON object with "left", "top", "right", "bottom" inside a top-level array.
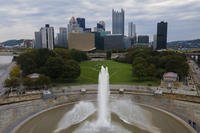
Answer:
[{"left": 71, "top": 60, "right": 160, "bottom": 86}]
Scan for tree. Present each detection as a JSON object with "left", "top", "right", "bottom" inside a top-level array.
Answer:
[
  {"left": 10, "top": 65, "right": 20, "bottom": 78},
  {"left": 4, "top": 77, "right": 20, "bottom": 88},
  {"left": 70, "top": 49, "right": 88, "bottom": 62},
  {"left": 17, "top": 52, "right": 37, "bottom": 75},
  {"left": 33, "top": 48, "right": 56, "bottom": 68},
  {"left": 4, "top": 77, "right": 20, "bottom": 95},
  {"left": 35, "top": 75, "right": 51, "bottom": 89},
  {"left": 23, "top": 75, "right": 51, "bottom": 90},
  {"left": 54, "top": 48, "right": 72, "bottom": 62},
  {"left": 132, "top": 63, "right": 148, "bottom": 80},
  {"left": 23, "top": 77, "right": 34, "bottom": 89},
  {"left": 106, "top": 51, "right": 112, "bottom": 60},
  {"left": 61, "top": 60, "right": 81, "bottom": 81},
  {"left": 44, "top": 57, "right": 65, "bottom": 79}
]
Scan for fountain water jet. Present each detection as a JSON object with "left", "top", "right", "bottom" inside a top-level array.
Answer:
[{"left": 96, "top": 66, "right": 110, "bottom": 127}]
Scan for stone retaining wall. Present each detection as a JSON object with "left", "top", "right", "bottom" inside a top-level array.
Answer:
[{"left": 0, "top": 93, "right": 200, "bottom": 133}]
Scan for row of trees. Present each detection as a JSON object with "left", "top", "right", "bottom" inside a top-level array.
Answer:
[
  {"left": 116, "top": 48, "right": 189, "bottom": 81},
  {"left": 4, "top": 48, "right": 88, "bottom": 94},
  {"left": 16, "top": 48, "right": 88, "bottom": 82}
]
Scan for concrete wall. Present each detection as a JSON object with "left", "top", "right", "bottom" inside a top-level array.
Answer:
[{"left": 0, "top": 93, "right": 200, "bottom": 133}]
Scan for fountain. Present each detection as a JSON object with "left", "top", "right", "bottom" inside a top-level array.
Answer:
[
  {"left": 14, "top": 66, "right": 196, "bottom": 133},
  {"left": 96, "top": 66, "right": 110, "bottom": 127},
  {"left": 53, "top": 66, "right": 158, "bottom": 133}
]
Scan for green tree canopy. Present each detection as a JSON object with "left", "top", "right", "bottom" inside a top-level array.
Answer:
[{"left": 44, "top": 57, "right": 65, "bottom": 79}]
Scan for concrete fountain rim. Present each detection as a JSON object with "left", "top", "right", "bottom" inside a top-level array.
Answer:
[{"left": 11, "top": 100, "right": 196, "bottom": 133}]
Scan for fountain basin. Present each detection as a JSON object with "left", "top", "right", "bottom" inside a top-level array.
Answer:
[{"left": 12, "top": 100, "right": 195, "bottom": 133}]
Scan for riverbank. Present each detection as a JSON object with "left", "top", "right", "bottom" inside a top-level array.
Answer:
[{"left": 0, "top": 60, "right": 15, "bottom": 96}]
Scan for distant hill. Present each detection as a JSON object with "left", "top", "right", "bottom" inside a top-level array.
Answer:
[
  {"left": 1, "top": 39, "right": 24, "bottom": 46},
  {"left": 168, "top": 39, "right": 200, "bottom": 48}
]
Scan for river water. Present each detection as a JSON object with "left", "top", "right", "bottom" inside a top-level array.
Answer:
[{"left": 0, "top": 56, "right": 13, "bottom": 77}]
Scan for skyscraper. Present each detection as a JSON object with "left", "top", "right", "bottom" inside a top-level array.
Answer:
[
  {"left": 40, "top": 24, "right": 54, "bottom": 50},
  {"left": 68, "top": 17, "right": 83, "bottom": 33},
  {"left": 34, "top": 31, "right": 42, "bottom": 48},
  {"left": 156, "top": 21, "right": 168, "bottom": 50},
  {"left": 112, "top": 9, "right": 125, "bottom": 35},
  {"left": 56, "top": 27, "right": 68, "bottom": 48},
  {"left": 97, "top": 21, "right": 105, "bottom": 31},
  {"left": 128, "top": 22, "right": 136, "bottom": 37},
  {"left": 76, "top": 18, "right": 85, "bottom": 30},
  {"left": 34, "top": 24, "right": 54, "bottom": 50}
]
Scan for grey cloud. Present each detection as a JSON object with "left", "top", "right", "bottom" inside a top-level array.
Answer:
[{"left": 0, "top": 0, "right": 200, "bottom": 41}]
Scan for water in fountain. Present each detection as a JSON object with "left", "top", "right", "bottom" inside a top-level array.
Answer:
[
  {"left": 96, "top": 66, "right": 110, "bottom": 127},
  {"left": 54, "top": 102, "right": 96, "bottom": 133},
  {"left": 54, "top": 66, "right": 159, "bottom": 133}
]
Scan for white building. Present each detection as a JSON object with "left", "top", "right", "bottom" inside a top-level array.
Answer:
[
  {"left": 40, "top": 24, "right": 54, "bottom": 50},
  {"left": 128, "top": 22, "right": 136, "bottom": 37},
  {"left": 34, "top": 24, "right": 54, "bottom": 50}
]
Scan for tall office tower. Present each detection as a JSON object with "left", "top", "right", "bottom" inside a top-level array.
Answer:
[
  {"left": 128, "top": 22, "right": 136, "bottom": 37},
  {"left": 112, "top": 9, "right": 125, "bottom": 35},
  {"left": 153, "top": 34, "right": 157, "bottom": 50},
  {"left": 156, "top": 21, "right": 168, "bottom": 50},
  {"left": 57, "top": 27, "right": 68, "bottom": 48},
  {"left": 76, "top": 18, "right": 85, "bottom": 30},
  {"left": 40, "top": 24, "right": 54, "bottom": 50},
  {"left": 68, "top": 17, "right": 83, "bottom": 33},
  {"left": 97, "top": 21, "right": 105, "bottom": 31},
  {"left": 34, "top": 31, "right": 42, "bottom": 48}
]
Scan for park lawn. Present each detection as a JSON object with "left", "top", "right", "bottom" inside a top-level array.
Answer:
[{"left": 74, "top": 60, "right": 160, "bottom": 86}]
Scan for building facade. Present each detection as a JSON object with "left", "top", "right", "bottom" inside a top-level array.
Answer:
[
  {"left": 68, "top": 17, "right": 83, "bottom": 33},
  {"left": 112, "top": 9, "right": 125, "bottom": 35},
  {"left": 157, "top": 21, "right": 168, "bottom": 50},
  {"left": 34, "top": 31, "right": 42, "bottom": 48},
  {"left": 56, "top": 27, "right": 67, "bottom": 48},
  {"left": 128, "top": 22, "right": 136, "bottom": 37},
  {"left": 40, "top": 24, "right": 54, "bottom": 50},
  {"left": 76, "top": 18, "right": 85, "bottom": 30},
  {"left": 68, "top": 33, "right": 95, "bottom": 51},
  {"left": 137, "top": 35, "right": 149, "bottom": 44},
  {"left": 104, "top": 35, "right": 124, "bottom": 50},
  {"left": 34, "top": 24, "right": 54, "bottom": 50}
]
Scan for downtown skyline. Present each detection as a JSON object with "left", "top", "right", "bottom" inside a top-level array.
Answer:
[{"left": 0, "top": 0, "right": 200, "bottom": 42}]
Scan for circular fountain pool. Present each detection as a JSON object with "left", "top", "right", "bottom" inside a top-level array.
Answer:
[
  {"left": 13, "top": 100, "right": 195, "bottom": 133},
  {"left": 13, "top": 67, "right": 195, "bottom": 133}
]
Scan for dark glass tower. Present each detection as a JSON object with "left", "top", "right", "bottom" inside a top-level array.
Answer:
[
  {"left": 76, "top": 18, "right": 85, "bottom": 30},
  {"left": 156, "top": 21, "right": 168, "bottom": 50}
]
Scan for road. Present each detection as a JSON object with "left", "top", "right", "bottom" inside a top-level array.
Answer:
[
  {"left": 188, "top": 59, "right": 200, "bottom": 96},
  {"left": 0, "top": 62, "right": 16, "bottom": 96}
]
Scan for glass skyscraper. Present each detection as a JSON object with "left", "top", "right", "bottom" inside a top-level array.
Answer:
[
  {"left": 156, "top": 21, "right": 168, "bottom": 50},
  {"left": 112, "top": 9, "right": 125, "bottom": 35},
  {"left": 76, "top": 18, "right": 85, "bottom": 30},
  {"left": 128, "top": 22, "right": 136, "bottom": 37}
]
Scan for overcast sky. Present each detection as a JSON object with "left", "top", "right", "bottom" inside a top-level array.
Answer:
[{"left": 0, "top": 0, "right": 200, "bottom": 42}]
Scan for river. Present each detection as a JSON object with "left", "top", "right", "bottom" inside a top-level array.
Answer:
[{"left": 0, "top": 56, "right": 13, "bottom": 95}]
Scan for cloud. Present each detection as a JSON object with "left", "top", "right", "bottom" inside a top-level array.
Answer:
[{"left": 0, "top": 0, "right": 200, "bottom": 42}]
